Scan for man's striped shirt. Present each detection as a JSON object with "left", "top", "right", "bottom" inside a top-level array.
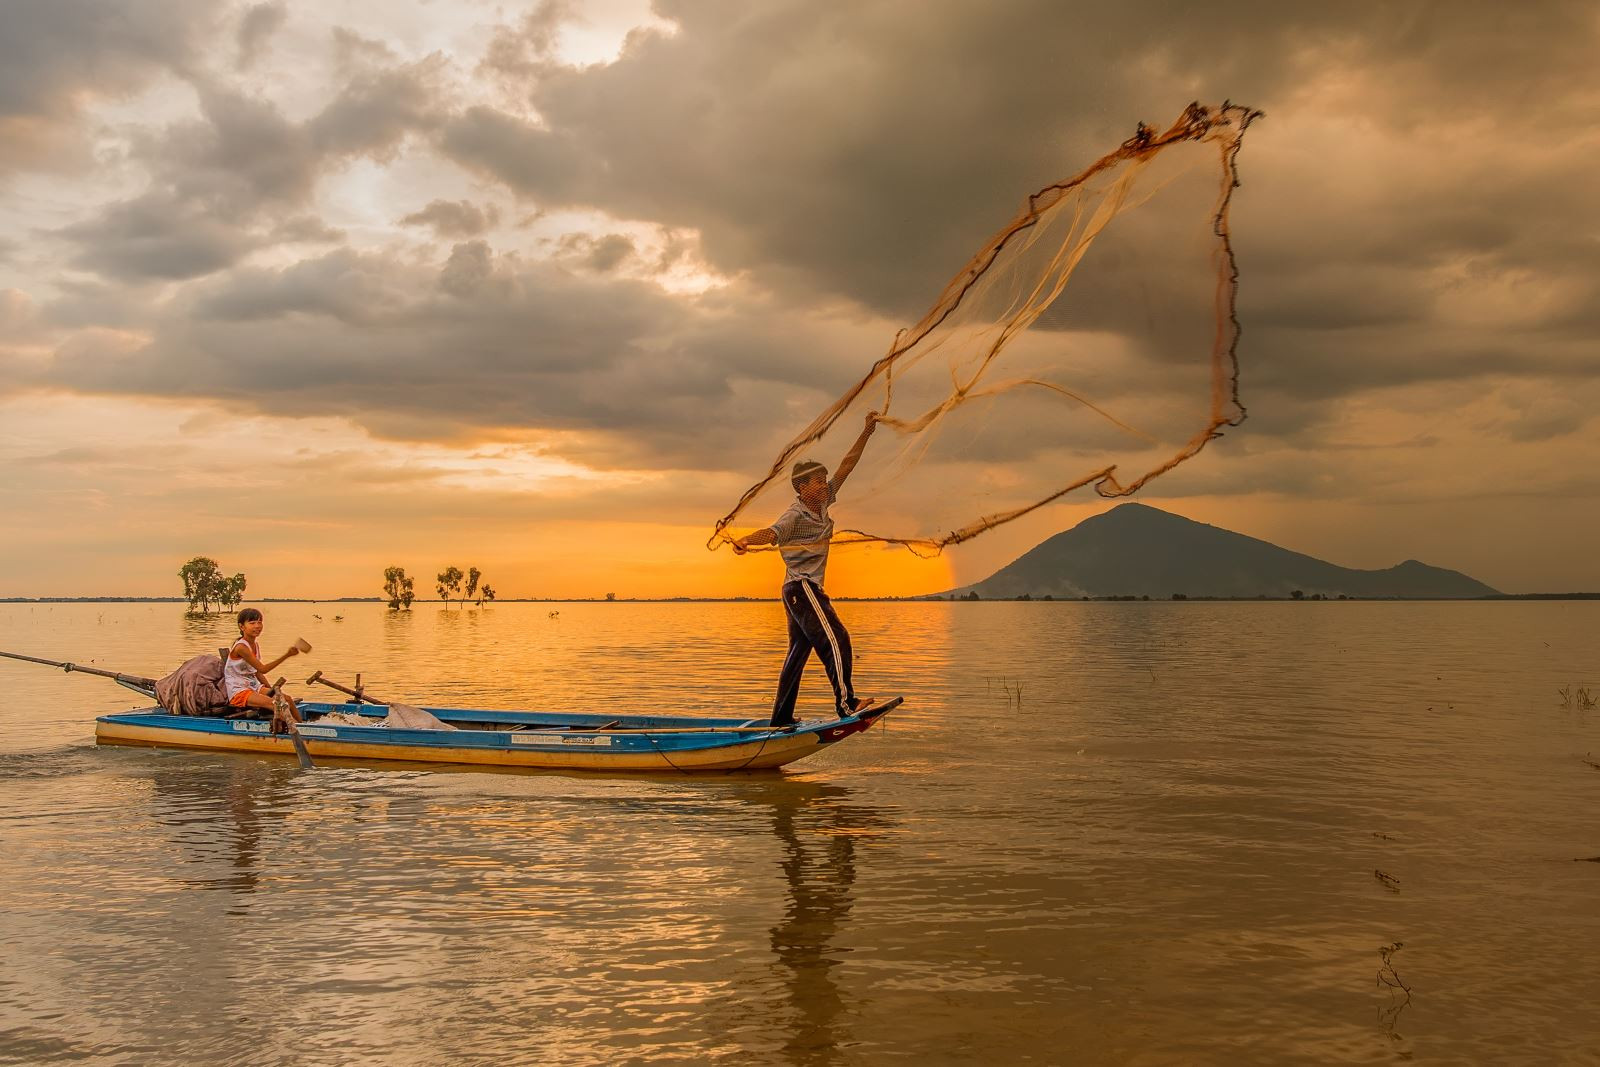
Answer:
[{"left": 768, "top": 487, "right": 836, "bottom": 587}]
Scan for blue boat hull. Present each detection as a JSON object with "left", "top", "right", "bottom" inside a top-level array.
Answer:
[{"left": 95, "top": 699, "right": 903, "bottom": 772}]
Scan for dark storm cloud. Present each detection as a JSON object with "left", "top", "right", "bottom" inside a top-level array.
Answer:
[
  {"left": 437, "top": 240, "right": 495, "bottom": 297},
  {"left": 189, "top": 247, "right": 413, "bottom": 323},
  {"left": 476, "top": 0, "right": 570, "bottom": 85},
  {"left": 271, "top": 215, "right": 346, "bottom": 245},
  {"left": 307, "top": 51, "right": 446, "bottom": 158},
  {"left": 59, "top": 189, "right": 260, "bottom": 282},
  {"left": 0, "top": 0, "right": 213, "bottom": 119},
  {"left": 401, "top": 199, "right": 501, "bottom": 238},
  {"left": 437, "top": 0, "right": 1600, "bottom": 409},
  {"left": 556, "top": 232, "right": 637, "bottom": 273},
  {"left": 441, "top": 107, "right": 591, "bottom": 201},
  {"left": 439, "top": 0, "right": 1342, "bottom": 313},
  {"left": 33, "top": 242, "right": 884, "bottom": 469},
  {"left": 56, "top": 45, "right": 446, "bottom": 282},
  {"left": 39, "top": 278, "right": 159, "bottom": 331},
  {"left": 0, "top": 0, "right": 215, "bottom": 171},
  {"left": 1247, "top": 317, "right": 1600, "bottom": 403},
  {"left": 14, "top": 0, "right": 1600, "bottom": 493},
  {"left": 1500, "top": 405, "right": 1591, "bottom": 445},
  {"left": 236, "top": 2, "right": 288, "bottom": 70}
]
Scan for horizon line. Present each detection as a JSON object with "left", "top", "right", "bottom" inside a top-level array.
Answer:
[{"left": 3, "top": 593, "right": 1597, "bottom": 604}]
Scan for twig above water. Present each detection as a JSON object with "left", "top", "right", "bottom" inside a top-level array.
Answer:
[
  {"left": 1376, "top": 940, "right": 1412, "bottom": 1041},
  {"left": 986, "top": 676, "right": 1025, "bottom": 709}
]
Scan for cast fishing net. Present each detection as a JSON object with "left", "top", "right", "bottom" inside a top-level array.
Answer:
[{"left": 710, "top": 102, "right": 1261, "bottom": 556}]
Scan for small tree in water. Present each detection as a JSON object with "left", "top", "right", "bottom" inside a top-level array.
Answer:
[
  {"left": 436, "top": 565, "right": 464, "bottom": 609},
  {"left": 383, "top": 566, "right": 416, "bottom": 611},
  {"left": 179, "top": 557, "right": 243, "bottom": 615},
  {"left": 465, "top": 566, "right": 482, "bottom": 606},
  {"left": 481, "top": 584, "right": 496, "bottom": 606}
]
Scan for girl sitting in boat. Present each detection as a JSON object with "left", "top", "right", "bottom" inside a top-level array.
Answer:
[{"left": 226, "top": 608, "right": 303, "bottom": 729}]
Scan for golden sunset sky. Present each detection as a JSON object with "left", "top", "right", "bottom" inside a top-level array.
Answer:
[{"left": 2, "top": 1, "right": 1597, "bottom": 599}]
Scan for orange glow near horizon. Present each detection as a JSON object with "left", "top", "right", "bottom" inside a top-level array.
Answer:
[
  {"left": 453, "top": 526, "right": 958, "bottom": 601},
  {"left": 0, "top": 521, "right": 956, "bottom": 602}
]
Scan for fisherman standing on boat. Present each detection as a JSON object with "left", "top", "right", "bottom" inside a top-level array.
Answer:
[
  {"left": 732, "top": 412, "right": 880, "bottom": 728},
  {"left": 226, "top": 608, "right": 303, "bottom": 730}
]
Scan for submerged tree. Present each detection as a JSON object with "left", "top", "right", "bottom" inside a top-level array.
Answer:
[
  {"left": 436, "top": 565, "right": 464, "bottom": 609},
  {"left": 465, "top": 566, "right": 482, "bottom": 606},
  {"left": 480, "top": 584, "right": 496, "bottom": 605},
  {"left": 178, "top": 557, "right": 245, "bottom": 615},
  {"left": 383, "top": 566, "right": 416, "bottom": 611},
  {"left": 179, "top": 557, "right": 222, "bottom": 614}
]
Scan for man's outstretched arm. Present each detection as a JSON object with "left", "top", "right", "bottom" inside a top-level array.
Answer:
[
  {"left": 731, "top": 528, "right": 777, "bottom": 554},
  {"left": 829, "top": 411, "right": 878, "bottom": 492}
]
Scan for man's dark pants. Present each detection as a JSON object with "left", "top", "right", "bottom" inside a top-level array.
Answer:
[{"left": 771, "top": 578, "right": 858, "bottom": 727}]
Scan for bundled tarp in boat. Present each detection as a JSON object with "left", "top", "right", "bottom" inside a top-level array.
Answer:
[{"left": 155, "top": 654, "right": 230, "bottom": 717}]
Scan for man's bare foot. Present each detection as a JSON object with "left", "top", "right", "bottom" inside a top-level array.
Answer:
[{"left": 841, "top": 697, "right": 877, "bottom": 719}]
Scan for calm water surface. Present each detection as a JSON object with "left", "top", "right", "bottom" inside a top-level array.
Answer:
[{"left": 1, "top": 601, "right": 1597, "bottom": 1064}]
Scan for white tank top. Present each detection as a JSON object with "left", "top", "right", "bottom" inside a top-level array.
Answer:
[{"left": 224, "top": 638, "right": 262, "bottom": 699}]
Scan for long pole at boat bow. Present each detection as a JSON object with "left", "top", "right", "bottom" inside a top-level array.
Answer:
[{"left": 0, "top": 649, "right": 157, "bottom": 696}]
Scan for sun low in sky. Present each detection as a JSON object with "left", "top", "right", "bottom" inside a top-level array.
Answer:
[{"left": 2, "top": 1, "right": 1597, "bottom": 598}]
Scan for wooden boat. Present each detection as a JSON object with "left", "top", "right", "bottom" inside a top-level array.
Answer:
[
  {"left": 0, "top": 649, "right": 904, "bottom": 772},
  {"left": 94, "top": 698, "right": 905, "bottom": 772}
]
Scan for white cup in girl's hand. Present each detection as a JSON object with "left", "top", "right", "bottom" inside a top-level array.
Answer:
[{"left": 293, "top": 638, "right": 313, "bottom": 654}]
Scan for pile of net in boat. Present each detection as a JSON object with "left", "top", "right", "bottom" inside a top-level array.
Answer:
[
  {"left": 317, "top": 705, "right": 456, "bottom": 730},
  {"left": 711, "top": 101, "right": 1261, "bottom": 556}
]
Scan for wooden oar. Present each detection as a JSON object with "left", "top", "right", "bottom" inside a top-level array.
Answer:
[
  {"left": 0, "top": 649, "right": 157, "bottom": 697},
  {"left": 266, "top": 675, "right": 314, "bottom": 770},
  {"left": 304, "top": 669, "right": 392, "bottom": 706},
  {"left": 288, "top": 728, "right": 315, "bottom": 769}
]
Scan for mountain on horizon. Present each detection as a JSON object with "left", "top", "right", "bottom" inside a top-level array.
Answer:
[{"left": 945, "top": 503, "right": 1500, "bottom": 599}]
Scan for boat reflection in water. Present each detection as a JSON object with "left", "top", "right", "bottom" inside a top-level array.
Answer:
[
  {"left": 763, "top": 780, "right": 885, "bottom": 1065},
  {"left": 64, "top": 744, "right": 901, "bottom": 1063}
]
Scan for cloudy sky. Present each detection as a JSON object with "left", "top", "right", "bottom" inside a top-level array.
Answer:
[{"left": 1, "top": 0, "right": 1597, "bottom": 599}]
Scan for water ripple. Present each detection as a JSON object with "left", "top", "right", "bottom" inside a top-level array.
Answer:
[{"left": 2, "top": 601, "right": 1599, "bottom": 1063}]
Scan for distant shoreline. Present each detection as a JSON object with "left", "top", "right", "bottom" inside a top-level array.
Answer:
[{"left": 2, "top": 594, "right": 1596, "bottom": 604}]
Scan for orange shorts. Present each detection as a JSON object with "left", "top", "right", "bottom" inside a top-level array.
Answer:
[{"left": 229, "top": 688, "right": 264, "bottom": 707}]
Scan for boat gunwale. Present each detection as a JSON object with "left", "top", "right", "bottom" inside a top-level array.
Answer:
[{"left": 94, "top": 698, "right": 902, "bottom": 754}]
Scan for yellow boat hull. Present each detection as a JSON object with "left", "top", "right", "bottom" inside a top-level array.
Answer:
[{"left": 95, "top": 718, "right": 833, "bottom": 772}]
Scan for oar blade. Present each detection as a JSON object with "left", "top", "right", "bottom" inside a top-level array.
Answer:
[{"left": 289, "top": 727, "right": 316, "bottom": 770}]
